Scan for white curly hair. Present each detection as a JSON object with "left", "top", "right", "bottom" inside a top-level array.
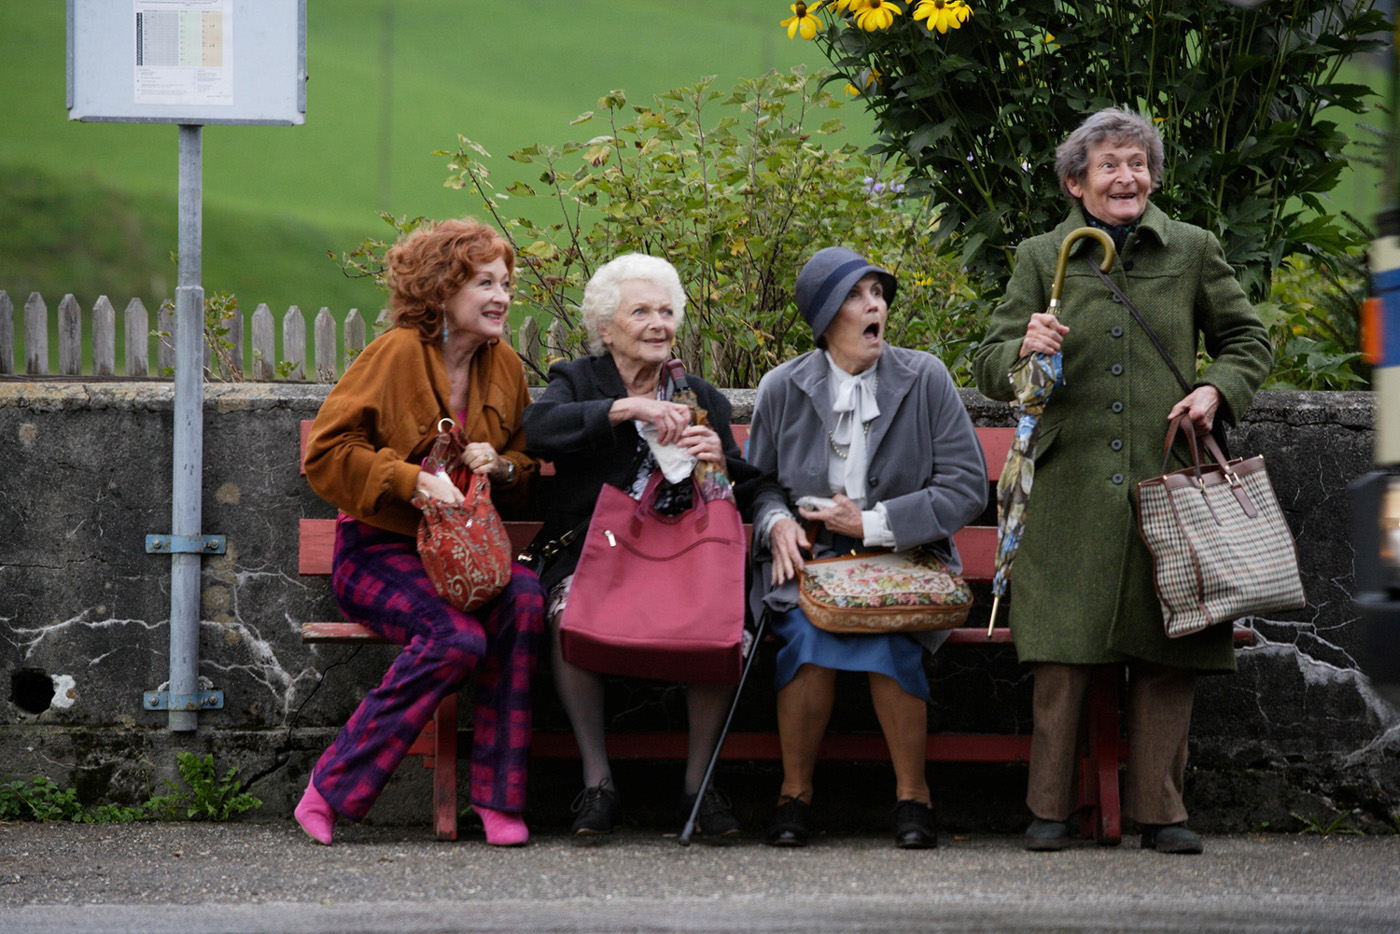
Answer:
[{"left": 579, "top": 253, "right": 687, "bottom": 356}]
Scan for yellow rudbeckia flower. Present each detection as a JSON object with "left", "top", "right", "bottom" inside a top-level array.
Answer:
[
  {"left": 781, "top": 1, "right": 825, "bottom": 40},
  {"left": 848, "top": 0, "right": 902, "bottom": 31},
  {"left": 912, "top": 0, "right": 971, "bottom": 34}
]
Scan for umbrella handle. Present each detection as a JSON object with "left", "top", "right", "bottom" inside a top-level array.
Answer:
[{"left": 1047, "top": 227, "right": 1116, "bottom": 314}]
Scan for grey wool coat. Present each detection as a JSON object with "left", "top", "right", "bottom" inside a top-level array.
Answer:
[
  {"left": 972, "top": 201, "right": 1272, "bottom": 671},
  {"left": 748, "top": 345, "right": 988, "bottom": 618}
]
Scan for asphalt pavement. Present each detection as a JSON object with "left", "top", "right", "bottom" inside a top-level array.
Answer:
[{"left": 2, "top": 821, "right": 1398, "bottom": 933}]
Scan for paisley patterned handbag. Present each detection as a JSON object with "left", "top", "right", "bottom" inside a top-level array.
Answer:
[
  {"left": 798, "top": 548, "right": 973, "bottom": 635},
  {"left": 412, "top": 421, "right": 513, "bottom": 612}
]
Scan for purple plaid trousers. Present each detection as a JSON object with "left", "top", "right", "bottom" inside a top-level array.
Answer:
[{"left": 311, "top": 515, "right": 544, "bottom": 821}]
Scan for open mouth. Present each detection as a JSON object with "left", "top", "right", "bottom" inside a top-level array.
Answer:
[{"left": 863, "top": 322, "right": 882, "bottom": 343}]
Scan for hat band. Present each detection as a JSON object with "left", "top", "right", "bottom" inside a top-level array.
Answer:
[{"left": 808, "top": 258, "right": 871, "bottom": 324}]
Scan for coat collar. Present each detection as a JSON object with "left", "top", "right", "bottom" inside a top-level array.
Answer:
[
  {"left": 1059, "top": 200, "right": 1170, "bottom": 257},
  {"left": 787, "top": 346, "right": 918, "bottom": 456}
]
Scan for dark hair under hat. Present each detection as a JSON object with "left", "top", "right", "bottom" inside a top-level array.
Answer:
[{"left": 794, "top": 247, "right": 897, "bottom": 341}]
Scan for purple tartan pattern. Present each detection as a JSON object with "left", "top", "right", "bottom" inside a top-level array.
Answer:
[
  {"left": 311, "top": 517, "right": 544, "bottom": 821},
  {"left": 1137, "top": 456, "right": 1305, "bottom": 637}
]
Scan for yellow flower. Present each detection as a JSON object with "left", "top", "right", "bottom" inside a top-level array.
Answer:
[
  {"left": 780, "top": 1, "right": 825, "bottom": 40},
  {"left": 912, "top": 0, "right": 971, "bottom": 34},
  {"left": 848, "top": 0, "right": 902, "bottom": 31},
  {"left": 827, "top": 0, "right": 856, "bottom": 11}
]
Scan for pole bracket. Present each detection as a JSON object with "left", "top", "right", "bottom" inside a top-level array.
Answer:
[
  {"left": 143, "top": 691, "right": 224, "bottom": 711},
  {"left": 146, "top": 534, "right": 226, "bottom": 555}
]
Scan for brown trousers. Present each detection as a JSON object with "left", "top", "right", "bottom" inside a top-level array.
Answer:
[{"left": 1025, "top": 662, "right": 1195, "bottom": 826}]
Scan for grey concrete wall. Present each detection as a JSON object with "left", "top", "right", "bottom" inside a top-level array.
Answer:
[{"left": 0, "top": 381, "right": 1394, "bottom": 833}]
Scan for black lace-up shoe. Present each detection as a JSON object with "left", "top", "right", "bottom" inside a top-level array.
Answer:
[
  {"left": 682, "top": 787, "right": 741, "bottom": 838},
  {"left": 569, "top": 782, "right": 619, "bottom": 836},
  {"left": 765, "top": 795, "right": 811, "bottom": 847},
  {"left": 892, "top": 800, "right": 938, "bottom": 849}
]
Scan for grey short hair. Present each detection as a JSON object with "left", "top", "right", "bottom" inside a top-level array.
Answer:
[
  {"left": 1054, "top": 107, "right": 1164, "bottom": 199},
  {"left": 579, "top": 253, "right": 688, "bottom": 355}
]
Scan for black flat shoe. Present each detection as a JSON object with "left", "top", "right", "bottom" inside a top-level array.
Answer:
[
  {"left": 1140, "top": 821, "right": 1203, "bottom": 854},
  {"left": 765, "top": 795, "right": 810, "bottom": 847},
  {"left": 1024, "top": 817, "right": 1072, "bottom": 852},
  {"left": 892, "top": 799, "right": 937, "bottom": 849},
  {"left": 570, "top": 782, "right": 620, "bottom": 836}
]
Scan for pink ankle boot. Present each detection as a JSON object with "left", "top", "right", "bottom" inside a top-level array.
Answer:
[
  {"left": 476, "top": 806, "right": 529, "bottom": 846},
  {"left": 294, "top": 780, "right": 336, "bottom": 845}
]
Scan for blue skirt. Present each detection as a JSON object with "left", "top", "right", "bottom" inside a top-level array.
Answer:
[{"left": 769, "top": 606, "right": 930, "bottom": 701}]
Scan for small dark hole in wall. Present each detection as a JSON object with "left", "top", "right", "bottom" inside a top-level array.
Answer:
[{"left": 11, "top": 668, "right": 54, "bottom": 715}]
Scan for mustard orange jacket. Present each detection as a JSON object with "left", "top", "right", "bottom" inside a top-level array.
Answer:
[{"left": 304, "top": 325, "right": 536, "bottom": 537}]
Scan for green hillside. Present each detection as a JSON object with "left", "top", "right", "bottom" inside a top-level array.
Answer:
[
  {"left": 1, "top": 1, "right": 1383, "bottom": 338},
  {"left": 0, "top": 0, "right": 867, "bottom": 319}
]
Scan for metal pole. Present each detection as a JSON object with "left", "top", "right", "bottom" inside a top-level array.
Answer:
[{"left": 169, "top": 123, "right": 205, "bottom": 732}]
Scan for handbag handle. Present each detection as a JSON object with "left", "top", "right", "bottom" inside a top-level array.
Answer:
[
  {"left": 1162, "top": 413, "right": 1230, "bottom": 475},
  {"left": 631, "top": 471, "right": 710, "bottom": 536}
]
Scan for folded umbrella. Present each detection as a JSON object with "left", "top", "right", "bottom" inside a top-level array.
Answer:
[{"left": 987, "top": 227, "right": 1116, "bottom": 637}]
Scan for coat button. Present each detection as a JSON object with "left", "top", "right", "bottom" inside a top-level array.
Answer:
[
  {"left": 1111, "top": 293, "right": 1123, "bottom": 304},
  {"left": 1111, "top": 473, "right": 1124, "bottom": 485},
  {"left": 1111, "top": 439, "right": 1123, "bottom": 451},
  {"left": 1111, "top": 326, "right": 1123, "bottom": 337},
  {"left": 868, "top": 476, "right": 879, "bottom": 488},
  {"left": 1111, "top": 402, "right": 1124, "bottom": 413},
  {"left": 1111, "top": 364, "right": 1123, "bottom": 375}
]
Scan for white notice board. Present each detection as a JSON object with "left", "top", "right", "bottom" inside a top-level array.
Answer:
[{"left": 68, "top": 0, "right": 306, "bottom": 125}]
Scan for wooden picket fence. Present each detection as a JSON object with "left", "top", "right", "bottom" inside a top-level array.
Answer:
[{"left": 0, "top": 290, "right": 561, "bottom": 383}]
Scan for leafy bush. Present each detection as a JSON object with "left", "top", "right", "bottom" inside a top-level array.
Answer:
[
  {"left": 0, "top": 753, "right": 261, "bottom": 824},
  {"left": 795, "top": 0, "right": 1388, "bottom": 304},
  {"left": 340, "top": 68, "right": 985, "bottom": 387},
  {"left": 1259, "top": 250, "right": 1369, "bottom": 389}
]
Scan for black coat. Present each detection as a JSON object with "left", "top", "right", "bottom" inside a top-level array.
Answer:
[{"left": 521, "top": 354, "right": 756, "bottom": 591}]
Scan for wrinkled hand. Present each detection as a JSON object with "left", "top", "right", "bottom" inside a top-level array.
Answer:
[
  {"left": 677, "top": 425, "right": 723, "bottom": 464},
  {"left": 613, "top": 397, "right": 693, "bottom": 446},
  {"left": 1167, "top": 385, "right": 1221, "bottom": 435},
  {"left": 415, "top": 469, "right": 464, "bottom": 505},
  {"left": 798, "top": 493, "right": 864, "bottom": 540},
  {"left": 1019, "top": 311, "right": 1069, "bottom": 357},
  {"left": 463, "top": 441, "right": 510, "bottom": 481},
  {"left": 769, "top": 517, "right": 811, "bottom": 587}
]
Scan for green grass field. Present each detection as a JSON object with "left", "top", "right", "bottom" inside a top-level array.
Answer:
[{"left": 0, "top": 1, "right": 868, "bottom": 323}]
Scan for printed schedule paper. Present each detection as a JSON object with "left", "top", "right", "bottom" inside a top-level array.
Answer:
[{"left": 134, "top": 0, "right": 233, "bottom": 107}]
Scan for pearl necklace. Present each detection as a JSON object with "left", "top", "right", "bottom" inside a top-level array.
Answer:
[{"left": 828, "top": 420, "right": 871, "bottom": 459}]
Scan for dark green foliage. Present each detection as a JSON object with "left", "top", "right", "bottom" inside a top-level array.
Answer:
[{"left": 809, "top": 0, "right": 1389, "bottom": 303}]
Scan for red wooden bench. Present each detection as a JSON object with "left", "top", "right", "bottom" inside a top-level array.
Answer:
[{"left": 297, "top": 419, "right": 1252, "bottom": 842}]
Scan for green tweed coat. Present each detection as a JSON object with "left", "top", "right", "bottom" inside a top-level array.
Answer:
[{"left": 972, "top": 202, "right": 1272, "bottom": 671}]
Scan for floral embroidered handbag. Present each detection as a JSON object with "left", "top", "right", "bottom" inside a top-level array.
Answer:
[
  {"left": 798, "top": 547, "right": 973, "bottom": 635},
  {"left": 412, "top": 419, "right": 513, "bottom": 612}
]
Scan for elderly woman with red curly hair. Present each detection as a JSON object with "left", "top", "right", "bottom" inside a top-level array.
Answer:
[{"left": 296, "top": 217, "right": 545, "bottom": 846}]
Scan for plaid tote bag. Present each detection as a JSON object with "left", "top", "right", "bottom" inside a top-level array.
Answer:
[{"left": 1136, "top": 416, "right": 1305, "bottom": 637}]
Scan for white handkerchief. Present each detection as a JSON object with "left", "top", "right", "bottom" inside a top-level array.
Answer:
[{"left": 639, "top": 422, "right": 697, "bottom": 484}]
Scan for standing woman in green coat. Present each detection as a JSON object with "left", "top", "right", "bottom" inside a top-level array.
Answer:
[{"left": 973, "top": 108, "right": 1272, "bottom": 855}]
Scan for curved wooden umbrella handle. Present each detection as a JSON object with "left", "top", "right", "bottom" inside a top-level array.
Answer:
[{"left": 1047, "top": 227, "right": 1116, "bottom": 314}]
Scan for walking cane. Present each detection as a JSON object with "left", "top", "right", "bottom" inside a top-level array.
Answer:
[{"left": 678, "top": 608, "right": 770, "bottom": 846}]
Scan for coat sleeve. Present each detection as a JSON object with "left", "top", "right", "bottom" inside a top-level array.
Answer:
[
  {"left": 481, "top": 357, "right": 538, "bottom": 514},
  {"left": 521, "top": 359, "right": 624, "bottom": 458},
  {"left": 880, "top": 363, "right": 988, "bottom": 554},
  {"left": 303, "top": 338, "right": 424, "bottom": 520},
  {"left": 974, "top": 239, "right": 1049, "bottom": 402},
  {"left": 744, "top": 368, "right": 796, "bottom": 554},
  {"left": 1191, "top": 232, "right": 1273, "bottom": 426}
]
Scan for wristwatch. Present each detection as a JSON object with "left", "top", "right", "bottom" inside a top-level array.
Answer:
[{"left": 497, "top": 458, "right": 516, "bottom": 485}]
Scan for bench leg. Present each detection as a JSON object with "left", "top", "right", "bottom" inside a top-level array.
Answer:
[
  {"left": 433, "top": 694, "right": 459, "bottom": 841},
  {"left": 1078, "top": 665, "right": 1122, "bottom": 846}
]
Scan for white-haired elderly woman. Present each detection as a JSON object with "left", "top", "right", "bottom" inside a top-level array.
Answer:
[
  {"left": 974, "top": 108, "right": 1271, "bottom": 855},
  {"left": 522, "top": 253, "right": 757, "bottom": 838}
]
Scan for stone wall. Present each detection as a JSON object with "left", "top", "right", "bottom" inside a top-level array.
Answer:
[{"left": 0, "top": 381, "right": 1394, "bottom": 833}]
